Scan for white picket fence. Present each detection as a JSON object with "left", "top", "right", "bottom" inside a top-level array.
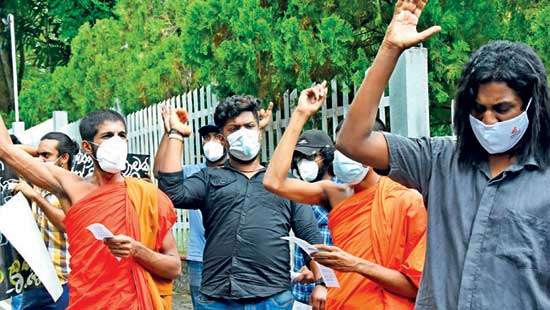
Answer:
[
  {"left": 16, "top": 48, "right": 431, "bottom": 255},
  {"left": 120, "top": 81, "right": 389, "bottom": 254}
]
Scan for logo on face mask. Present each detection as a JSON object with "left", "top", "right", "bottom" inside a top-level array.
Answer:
[
  {"left": 469, "top": 98, "right": 531, "bottom": 155},
  {"left": 227, "top": 128, "right": 260, "bottom": 161},
  {"left": 89, "top": 136, "right": 128, "bottom": 174}
]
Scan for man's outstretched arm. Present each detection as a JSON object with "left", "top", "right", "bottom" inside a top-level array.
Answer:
[
  {"left": 0, "top": 116, "right": 68, "bottom": 197},
  {"left": 264, "top": 82, "right": 342, "bottom": 205},
  {"left": 336, "top": 0, "right": 440, "bottom": 170}
]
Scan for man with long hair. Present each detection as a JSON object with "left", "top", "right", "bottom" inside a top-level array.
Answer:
[
  {"left": 12, "top": 132, "right": 79, "bottom": 309},
  {"left": 337, "top": 0, "right": 550, "bottom": 309}
]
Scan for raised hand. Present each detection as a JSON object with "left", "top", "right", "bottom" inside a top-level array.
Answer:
[
  {"left": 383, "top": 0, "right": 440, "bottom": 51},
  {"left": 258, "top": 102, "right": 274, "bottom": 130},
  {"left": 296, "top": 81, "right": 328, "bottom": 118},
  {"left": 169, "top": 108, "right": 192, "bottom": 137},
  {"left": 161, "top": 104, "right": 172, "bottom": 134}
]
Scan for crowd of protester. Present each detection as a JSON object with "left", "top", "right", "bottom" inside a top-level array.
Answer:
[{"left": 0, "top": 0, "right": 549, "bottom": 309}]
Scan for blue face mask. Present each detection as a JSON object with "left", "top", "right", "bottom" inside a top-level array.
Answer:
[
  {"left": 227, "top": 128, "right": 260, "bottom": 161},
  {"left": 332, "top": 151, "right": 369, "bottom": 185}
]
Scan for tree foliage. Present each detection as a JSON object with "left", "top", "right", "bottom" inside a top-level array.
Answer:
[
  {"left": 13, "top": 0, "right": 550, "bottom": 135},
  {"left": 0, "top": 0, "right": 115, "bottom": 113},
  {"left": 19, "top": 0, "right": 191, "bottom": 122}
]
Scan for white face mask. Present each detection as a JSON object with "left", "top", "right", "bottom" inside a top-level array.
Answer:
[
  {"left": 469, "top": 98, "right": 531, "bottom": 155},
  {"left": 227, "top": 128, "right": 260, "bottom": 161},
  {"left": 91, "top": 136, "right": 128, "bottom": 174},
  {"left": 333, "top": 150, "right": 369, "bottom": 185},
  {"left": 203, "top": 141, "right": 225, "bottom": 163},
  {"left": 297, "top": 159, "right": 319, "bottom": 182}
]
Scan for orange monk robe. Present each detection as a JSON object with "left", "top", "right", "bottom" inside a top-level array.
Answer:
[
  {"left": 327, "top": 176, "right": 427, "bottom": 310},
  {"left": 64, "top": 178, "right": 176, "bottom": 310}
]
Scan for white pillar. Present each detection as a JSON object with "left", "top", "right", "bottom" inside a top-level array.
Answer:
[
  {"left": 8, "top": 14, "right": 19, "bottom": 123},
  {"left": 389, "top": 47, "right": 430, "bottom": 138},
  {"left": 11, "top": 121, "right": 24, "bottom": 138},
  {"left": 52, "top": 111, "right": 68, "bottom": 131}
]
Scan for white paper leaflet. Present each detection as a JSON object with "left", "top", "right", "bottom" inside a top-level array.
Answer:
[
  {"left": 282, "top": 236, "right": 340, "bottom": 288},
  {"left": 86, "top": 223, "right": 121, "bottom": 261}
]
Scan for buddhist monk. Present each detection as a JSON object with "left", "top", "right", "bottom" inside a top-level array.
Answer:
[
  {"left": 263, "top": 82, "right": 426, "bottom": 309},
  {"left": 0, "top": 110, "right": 181, "bottom": 309}
]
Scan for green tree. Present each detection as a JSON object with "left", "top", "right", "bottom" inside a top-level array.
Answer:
[
  {"left": 0, "top": 0, "right": 115, "bottom": 113},
  {"left": 15, "top": 0, "right": 550, "bottom": 133},
  {"left": 19, "top": 0, "right": 192, "bottom": 123},
  {"left": 178, "top": 0, "right": 398, "bottom": 103},
  {"left": 422, "top": 0, "right": 550, "bottom": 135}
]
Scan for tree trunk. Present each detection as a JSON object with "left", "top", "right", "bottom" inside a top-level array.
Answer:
[
  {"left": 0, "top": 46, "right": 15, "bottom": 113},
  {"left": 0, "top": 20, "right": 15, "bottom": 113}
]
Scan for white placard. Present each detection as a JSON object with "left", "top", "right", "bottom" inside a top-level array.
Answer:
[{"left": 0, "top": 193, "right": 63, "bottom": 301}]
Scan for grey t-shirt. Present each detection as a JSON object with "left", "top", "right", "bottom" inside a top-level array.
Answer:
[{"left": 383, "top": 132, "right": 550, "bottom": 310}]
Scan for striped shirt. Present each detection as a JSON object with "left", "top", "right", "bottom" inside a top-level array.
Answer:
[
  {"left": 31, "top": 189, "right": 70, "bottom": 283},
  {"left": 292, "top": 204, "right": 333, "bottom": 304}
]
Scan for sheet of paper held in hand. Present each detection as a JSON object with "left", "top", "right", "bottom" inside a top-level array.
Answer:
[
  {"left": 86, "top": 223, "right": 121, "bottom": 261},
  {"left": 282, "top": 236, "right": 340, "bottom": 288},
  {"left": 0, "top": 193, "right": 63, "bottom": 301}
]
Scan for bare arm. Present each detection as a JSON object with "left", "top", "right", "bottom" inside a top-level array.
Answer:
[
  {"left": 15, "top": 144, "right": 38, "bottom": 156},
  {"left": 32, "top": 194, "right": 66, "bottom": 231},
  {"left": 156, "top": 108, "right": 191, "bottom": 174},
  {"left": 336, "top": 0, "right": 440, "bottom": 170},
  {"left": 106, "top": 229, "right": 181, "bottom": 280},
  {"left": 308, "top": 261, "right": 327, "bottom": 310},
  {"left": 354, "top": 256, "right": 417, "bottom": 298},
  {"left": 0, "top": 117, "right": 69, "bottom": 197},
  {"left": 313, "top": 245, "right": 417, "bottom": 298},
  {"left": 264, "top": 82, "right": 341, "bottom": 205},
  {"left": 153, "top": 134, "right": 170, "bottom": 176},
  {"left": 153, "top": 106, "right": 172, "bottom": 176},
  {"left": 13, "top": 180, "right": 66, "bottom": 231},
  {"left": 133, "top": 229, "right": 181, "bottom": 280}
]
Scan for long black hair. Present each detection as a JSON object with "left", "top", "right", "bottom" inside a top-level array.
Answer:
[
  {"left": 453, "top": 41, "right": 550, "bottom": 167},
  {"left": 41, "top": 132, "right": 80, "bottom": 169}
]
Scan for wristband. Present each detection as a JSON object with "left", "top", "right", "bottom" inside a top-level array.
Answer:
[
  {"left": 314, "top": 278, "right": 326, "bottom": 287},
  {"left": 169, "top": 128, "right": 185, "bottom": 136},
  {"left": 168, "top": 133, "right": 184, "bottom": 142}
]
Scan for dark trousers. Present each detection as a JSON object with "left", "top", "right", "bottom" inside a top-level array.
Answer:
[{"left": 20, "top": 283, "right": 69, "bottom": 310}]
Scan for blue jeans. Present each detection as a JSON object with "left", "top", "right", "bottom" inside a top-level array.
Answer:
[
  {"left": 20, "top": 283, "right": 69, "bottom": 310},
  {"left": 11, "top": 294, "right": 22, "bottom": 310},
  {"left": 187, "top": 260, "right": 203, "bottom": 309},
  {"left": 196, "top": 290, "right": 293, "bottom": 310}
]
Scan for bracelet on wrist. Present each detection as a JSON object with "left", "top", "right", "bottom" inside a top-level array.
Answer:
[
  {"left": 314, "top": 278, "right": 326, "bottom": 287},
  {"left": 168, "top": 133, "right": 184, "bottom": 142}
]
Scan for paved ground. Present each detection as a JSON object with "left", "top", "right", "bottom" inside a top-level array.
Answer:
[
  {"left": 0, "top": 262, "right": 194, "bottom": 310},
  {"left": 0, "top": 295, "right": 192, "bottom": 310}
]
